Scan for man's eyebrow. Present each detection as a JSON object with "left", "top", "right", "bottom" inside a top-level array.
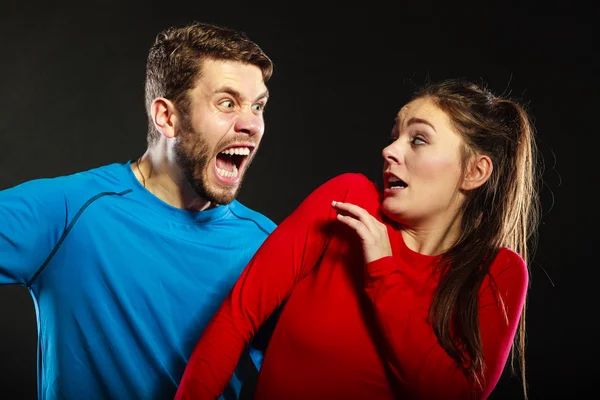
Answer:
[
  {"left": 214, "top": 86, "right": 269, "bottom": 103},
  {"left": 255, "top": 90, "right": 269, "bottom": 102},
  {"left": 213, "top": 86, "right": 242, "bottom": 100}
]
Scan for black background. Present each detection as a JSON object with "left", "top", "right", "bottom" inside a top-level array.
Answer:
[{"left": 0, "top": 1, "right": 591, "bottom": 399}]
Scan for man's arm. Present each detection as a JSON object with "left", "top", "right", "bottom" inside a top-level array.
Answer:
[{"left": 0, "top": 178, "right": 68, "bottom": 286}]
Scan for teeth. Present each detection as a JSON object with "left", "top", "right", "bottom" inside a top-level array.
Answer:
[
  {"left": 388, "top": 176, "right": 406, "bottom": 188},
  {"left": 221, "top": 147, "right": 250, "bottom": 156},
  {"left": 216, "top": 163, "right": 238, "bottom": 179}
]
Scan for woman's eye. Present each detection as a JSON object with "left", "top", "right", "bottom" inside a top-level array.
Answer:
[{"left": 411, "top": 136, "right": 426, "bottom": 145}]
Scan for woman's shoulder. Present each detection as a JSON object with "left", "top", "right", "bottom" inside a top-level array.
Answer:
[
  {"left": 319, "top": 172, "right": 380, "bottom": 195},
  {"left": 488, "top": 247, "right": 528, "bottom": 286},
  {"left": 316, "top": 173, "right": 382, "bottom": 208}
]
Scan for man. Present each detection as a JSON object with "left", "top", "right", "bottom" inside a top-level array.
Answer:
[{"left": 0, "top": 22, "right": 275, "bottom": 399}]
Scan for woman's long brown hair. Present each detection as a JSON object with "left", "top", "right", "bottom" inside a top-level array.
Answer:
[{"left": 413, "top": 79, "right": 541, "bottom": 399}]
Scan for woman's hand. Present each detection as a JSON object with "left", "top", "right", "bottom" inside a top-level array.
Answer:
[{"left": 331, "top": 201, "right": 392, "bottom": 263}]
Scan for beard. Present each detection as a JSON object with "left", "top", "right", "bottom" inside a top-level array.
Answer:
[{"left": 174, "top": 118, "right": 248, "bottom": 206}]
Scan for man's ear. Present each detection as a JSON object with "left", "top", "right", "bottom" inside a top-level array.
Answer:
[
  {"left": 150, "top": 98, "right": 179, "bottom": 139},
  {"left": 461, "top": 154, "right": 493, "bottom": 190}
]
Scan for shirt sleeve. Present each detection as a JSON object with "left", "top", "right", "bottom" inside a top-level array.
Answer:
[
  {"left": 175, "top": 173, "right": 364, "bottom": 400},
  {"left": 0, "top": 179, "right": 68, "bottom": 286},
  {"left": 363, "top": 249, "right": 528, "bottom": 399}
]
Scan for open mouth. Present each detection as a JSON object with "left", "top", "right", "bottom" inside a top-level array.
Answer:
[
  {"left": 386, "top": 175, "right": 408, "bottom": 189},
  {"left": 215, "top": 146, "right": 252, "bottom": 182}
]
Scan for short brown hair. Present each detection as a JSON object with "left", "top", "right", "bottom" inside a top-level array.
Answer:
[{"left": 144, "top": 22, "right": 273, "bottom": 144}]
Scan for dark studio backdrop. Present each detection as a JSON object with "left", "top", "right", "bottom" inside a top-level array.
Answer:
[{"left": 0, "top": 1, "right": 590, "bottom": 399}]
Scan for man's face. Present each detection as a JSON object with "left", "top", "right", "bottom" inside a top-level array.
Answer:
[{"left": 175, "top": 59, "right": 268, "bottom": 205}]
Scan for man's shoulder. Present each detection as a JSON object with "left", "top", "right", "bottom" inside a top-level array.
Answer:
[
  {"left": 0, "top": 162, "right": 133, "bottom": 242},
  {"left": 67, "top": 162, "right": 131, "bottom": 190},
  {"left": 2, "top": 162, "right": 129, "bottom": 198},
  {"left": 228, "top": 200, "right": 277, "bottom": 235}
]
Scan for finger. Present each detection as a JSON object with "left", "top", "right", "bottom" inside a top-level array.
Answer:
[
  {"left": 335, "top": 213, "right": 370, "bottom": 240},
  {"left": 332, "top": 201, "right": 377, "bottom": 230}
]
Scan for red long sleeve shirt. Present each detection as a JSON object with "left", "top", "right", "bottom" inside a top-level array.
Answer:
[{"left": 176, "top": 173, "right": 528, "bottom": 399}]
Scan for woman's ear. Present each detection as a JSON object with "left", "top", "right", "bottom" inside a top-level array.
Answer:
[{"left": 461, "top": 154, "right": 493, "bottom": 190}]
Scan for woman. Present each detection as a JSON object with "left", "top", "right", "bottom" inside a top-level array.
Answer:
[{"left": 175, "top": 79, "right": 540, "bottom": 399}]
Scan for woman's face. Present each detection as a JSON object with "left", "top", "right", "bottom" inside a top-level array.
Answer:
[{"left": 381, "top": 97, "right": 467, "bottom": 228}]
